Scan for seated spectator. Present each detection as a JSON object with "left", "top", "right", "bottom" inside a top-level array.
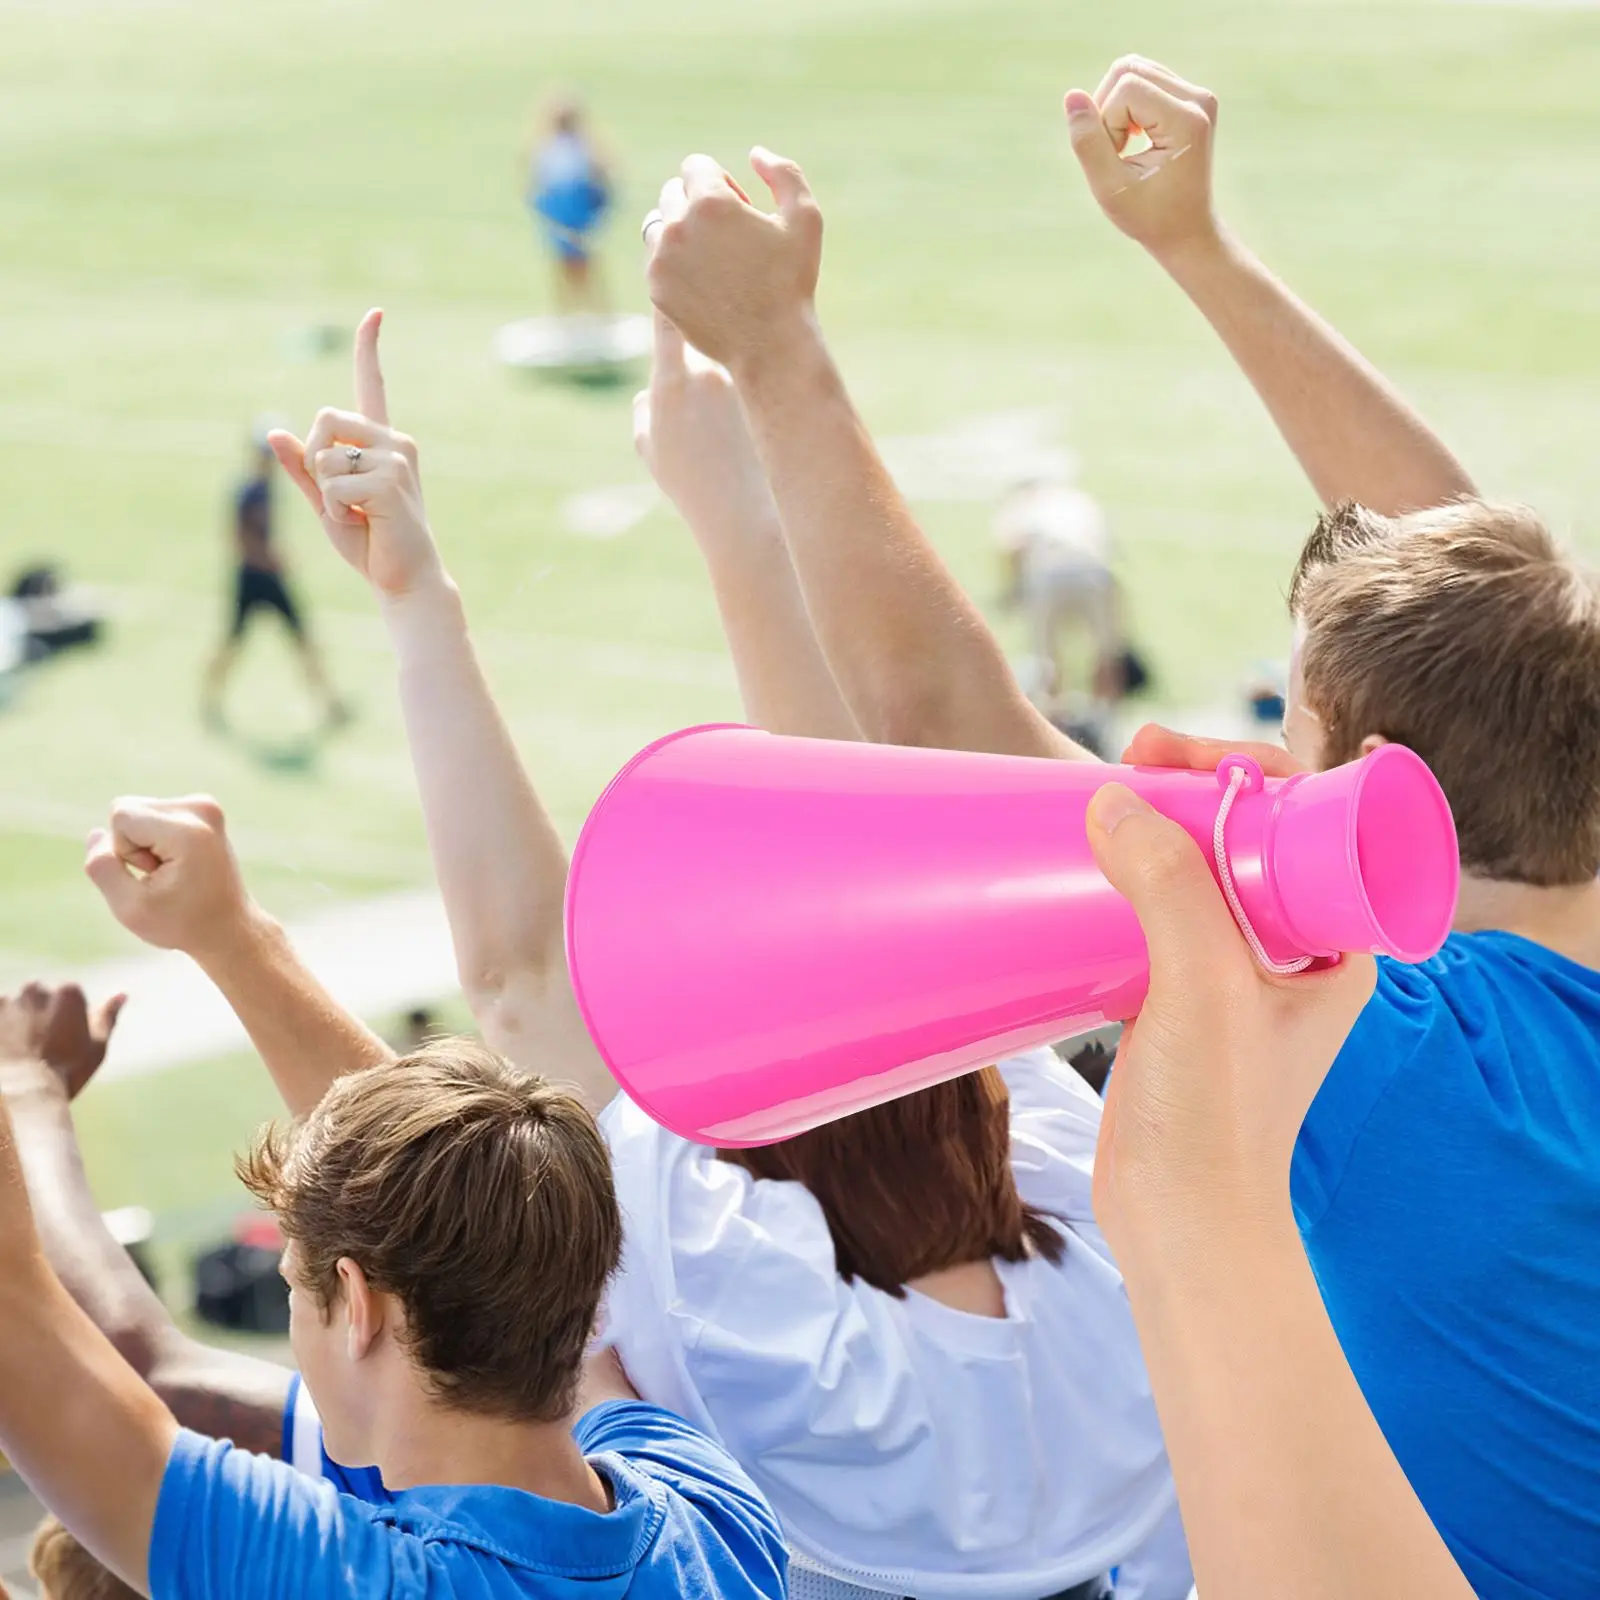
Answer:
[
  {"left": 117, "top": 315, "right": 1190, "bottom": 1597},
  {"left": 638, "top": 66, "right": 1600, "bottom": 1598},
  {"left": 0, "top": 979, "right": 787, "bottom": 1600}
]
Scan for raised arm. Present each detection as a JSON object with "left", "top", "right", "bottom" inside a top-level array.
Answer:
[
  {"left": 632, "top": 300, "right": 859, "bottom": 740},
  {"left": 266, "top": 313, "right": 614, "bottom": 1111},
  {"left": 1066, "top": 57, "right": 1475, "bottom": 517},
  {"left": 84, "top": 798, "right": 393, "bottom": 1119},
  {"left": 0, "top": 984, "right": 293, "bottom": 1460},
  {"left": 646, "top": 155, "right": 1091, "bottom": 762},
  {"left": 0, "top": 1088, "right": 177, "bottom": 1595},
  {"left": 1084, "top": 785, "right": 1473, "bottom": 1599}
]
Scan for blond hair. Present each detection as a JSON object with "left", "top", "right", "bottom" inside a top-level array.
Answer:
[{"left": 1290, "top": 499, "right": 1600, "bottom": 885}]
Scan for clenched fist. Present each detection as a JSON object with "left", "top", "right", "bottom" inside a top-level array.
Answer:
[
  {"left": 645, "top": 149, "right": 823, "bottom": 378},
  {"left": 1065, "top": 56, "right": 1220, "bottom": 263},
  {"left": 84, "top": 796, "right": 256, "bottom": 961}
]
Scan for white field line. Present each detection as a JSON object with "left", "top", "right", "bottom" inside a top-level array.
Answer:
[{"left": 20, "top": 888, "right": 459, "bottom": 1086}]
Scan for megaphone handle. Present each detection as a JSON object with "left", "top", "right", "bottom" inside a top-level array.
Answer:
[{"left": 1213, "top": 759, "right": 1314, "bottom": 978}]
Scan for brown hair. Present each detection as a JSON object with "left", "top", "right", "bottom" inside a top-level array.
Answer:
[
  {"left": 1290, "top": 499, "right": 1600, "bottom": 886},
  {"left": 30, "top": 1517, "right": 139, "bottom": 1600},
  {"left": 238, "top": 1039, "right": 621, "bottom": 1424},
  {"left": 721, "top": 1067, "right": 1064, "bottom": 1295}
]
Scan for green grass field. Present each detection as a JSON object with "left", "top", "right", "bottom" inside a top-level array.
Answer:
[{"left": 4, "top": 0, "right": 1600, "bottom": 1281}]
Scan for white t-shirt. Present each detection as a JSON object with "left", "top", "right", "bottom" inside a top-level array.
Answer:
[{"left": 598, "top": 1050, "right": 1191, "bottom": 1600}]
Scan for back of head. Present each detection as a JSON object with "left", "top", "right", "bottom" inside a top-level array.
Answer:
[
  {"left": 239, "top": 1039, "right": 622, "bottom": 1422},
  {"left": 721, "top": 1066, "right": 1063, "bottom": 1295},
  {"left": 1290, "top": 499, "right": 1600, "bottom": 885},
  {"left": 30, "top": 1517, "right": 140, "bottom": 1600}
]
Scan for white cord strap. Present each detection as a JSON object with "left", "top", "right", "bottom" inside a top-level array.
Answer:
[{"left": 1213, "top": 763, "right": 1313, "bottom": 977}]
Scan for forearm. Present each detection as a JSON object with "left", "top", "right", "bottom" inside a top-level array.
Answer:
[
  {"left": 0, "top": 1267, "right": 175, "bottom": 1595},
  {"left": 0, "top": 1101, "right": 173, "bottom": 1593},
  {"left": 195, "top": 912, "right": 393, "bottom": 1119},
  {"left": 1158, "top": 227, "right": 1475, "bottom": 515},
  {"left": 9, "top": 1083, "right": 176, "bottom": 1366},
  {"left": 381, "top": 577, "right": 616, "bottom": 1106},
  {"left": 1119, "top": 1208, "right": 1473, "bottom": 1599},
  {"left": 8, "top": 1085, "right": 290, "bottom": 1457},
  {"left": 687, "top": 499, "right": 859, "bottom": 739},
  {"left": 736, "top": 323, "right": 1089, "bottom": 761}
]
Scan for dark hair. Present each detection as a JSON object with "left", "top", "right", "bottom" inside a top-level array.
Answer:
[
  {"left": 721, "top": 1067, "right": 1064, "bottom": 1295},
  {"left": 239, "top": 1039, "right": 621, "bottom": 1423}
]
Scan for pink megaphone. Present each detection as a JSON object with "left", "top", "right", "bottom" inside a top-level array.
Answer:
[{"left": 565, "top": 726, "right": 1459, "bottom": 1146}]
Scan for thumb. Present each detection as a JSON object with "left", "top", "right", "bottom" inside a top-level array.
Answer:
[
  {"left": 1064, "top": 89, "right": 1127, "bottom": 203},
  {"left": 1086, "top": 783, "right": 1248, "bottom": 993},
  {"left": 84, "top": 828, "right": 144, "bottom": 926},
  {"left": 750, "top": 147, "right": 816, "bottom": 226},
  {"left": 96, "top": 992, "right": 129, "bottom": 1041}
]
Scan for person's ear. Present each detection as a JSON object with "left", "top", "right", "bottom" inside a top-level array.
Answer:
[
  {"left": 1359, "top": 733, "right": 1389, "bottom": 757},
  {"left": 336, "top": 1258, "right": 382, "bottom": 1362}
]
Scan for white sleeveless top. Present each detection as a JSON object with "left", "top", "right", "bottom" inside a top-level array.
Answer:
[{"left": 597, "top": 1050, "right": 1192, "bottom": 1600}]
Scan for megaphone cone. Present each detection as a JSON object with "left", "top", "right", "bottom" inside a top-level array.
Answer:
[{"left": 566, "top": 727, "right": 1457, "bottom": 1146}]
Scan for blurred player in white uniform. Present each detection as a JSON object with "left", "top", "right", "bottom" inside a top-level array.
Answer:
[{"left": 994, "top": 474, "right": 1132, "bottom": 724}]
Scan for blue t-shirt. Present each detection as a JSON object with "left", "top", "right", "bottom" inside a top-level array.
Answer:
[
  {"left": 1293, "top": 930, "right": 1600, "bottom": 1600},
  {"left": 530, "top": 133, "right": 609, "bottom": 233},
  {"left": 154, "top": 1396, "right": 787, "bottom": 1600}
]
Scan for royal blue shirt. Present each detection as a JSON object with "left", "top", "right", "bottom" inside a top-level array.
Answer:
[
  {"left": 153, "top": 1397, "right": 787, "bottom": 1599},
  {"left": 1294, "top": 931, "right": 1600, "bottom": 1600}
]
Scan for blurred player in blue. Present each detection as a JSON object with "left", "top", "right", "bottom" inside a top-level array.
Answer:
[{"left": 528, "top": 99, "right": 614, "bottom": 317}]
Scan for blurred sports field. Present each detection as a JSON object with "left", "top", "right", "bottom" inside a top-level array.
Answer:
[{"left": 2, "top": 0, "right": 1599, "bottom": 1259}]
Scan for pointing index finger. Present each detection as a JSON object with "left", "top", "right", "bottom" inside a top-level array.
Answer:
[{"left": 353, "top": 307, "right": 389, "bottom": 427}]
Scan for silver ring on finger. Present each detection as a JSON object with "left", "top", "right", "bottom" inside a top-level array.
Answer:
[
  {"left": 345, "top": 446, "right": 363, "bottom": 470},
  {"left": 641, "top": 208, "right": 664, "bottom": 246}
]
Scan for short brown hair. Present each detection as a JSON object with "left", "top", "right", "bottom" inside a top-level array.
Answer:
[
  {"left": 721, "top": 1067, "right": 1064, "bottom": 1295},
  {"left": 30, "top": 1516, "right": 139, "bottom": 1600},
  {"left": 239, "top": 1040, "right": 621, "bottom": 1423},
  {"left": 1290, "top": 499, "right": 1600, "bottom": 885}
]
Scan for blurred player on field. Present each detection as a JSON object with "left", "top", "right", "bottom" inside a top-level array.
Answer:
[
  {"left": 202, "top": 422, "right": 348, "bottom": 730},
  {"left": 527, "top": 98, "right": 615, "bottom": 318},
  {"left": 994, "top": 472, "right": 1143, "bottom": 742}
]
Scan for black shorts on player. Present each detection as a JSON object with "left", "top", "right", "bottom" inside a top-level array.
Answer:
[{"left": 231, "top": 567, "right": 303, "bottom": 641}]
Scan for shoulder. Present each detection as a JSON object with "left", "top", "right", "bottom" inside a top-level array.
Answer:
[
  {"left": 1000, "top": 1048, "right": 1103, "bottom": 1229},
  {"left": 600, "top": 1089, "right": 859, "bottom": 1362},
  {"left": 577, "top": 1402, "right": 786, "bottom": 1594},
  {"left": 152, "top": 1428, "right": 405, "bottom": 1600},
  {"left": 1293, "top": 948, "right": 1461, "bottom": 1227}
]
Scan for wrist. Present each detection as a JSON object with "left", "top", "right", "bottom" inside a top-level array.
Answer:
[
  {"left": 188, "top": 899, "right": 283, "bottom": 980},
  {"left": 379, "top": 572, "right": 466, "bottom": 652},
  {"left": 726, "top": 305, "right": 829, "bottom": 398},
  {"left": 684, "top": 499, "right": 787, "bottom": 561},
  {"left": 0, "top": 1056, "right": 69, "bottom": 1107},
  {"left": 1146, "top": 217, "right": 1233, "bottom": 286},
  {"left": 1114, "top": 1185, "right": 1301, "bottom": 1289}
]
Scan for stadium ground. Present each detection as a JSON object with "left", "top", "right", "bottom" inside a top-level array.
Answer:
[{"left": 2, "top": 0, "right": 1599, "bottom": 1315}]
